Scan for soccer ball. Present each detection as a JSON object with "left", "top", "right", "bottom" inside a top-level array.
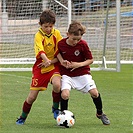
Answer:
[{"left": 56, "top": 110, "right": 75, "bottom": 128}]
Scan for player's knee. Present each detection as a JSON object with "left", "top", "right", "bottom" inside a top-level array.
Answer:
[
  {"left": 61, "top": 91, "right": 69, "bottom": 100},
  {"left": 52, "top": 77, "right": 61, "bottom": 93},
  {"left": 91, "top": 93, "right": 99, "bottom": 98},
  {"left": 62, "top": 95, "right": 69, "bottom": 100},
  {"left": 53, "top": 83, "right": 61, "bottom": 93},
  {"left": 89, "top": 89, "right": 99, "bottom": 98},
  {"left": 27, "top": 96, "right": 36, "bottom": 104}
]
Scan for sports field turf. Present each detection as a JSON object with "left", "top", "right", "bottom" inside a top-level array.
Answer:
[{"left": 0, "top": 64, "right": 132, "bottom": 133}]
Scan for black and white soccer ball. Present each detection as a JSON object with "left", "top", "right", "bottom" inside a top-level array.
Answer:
[{"left": 56, "top": 110, "right": 75, "bottom": 128}]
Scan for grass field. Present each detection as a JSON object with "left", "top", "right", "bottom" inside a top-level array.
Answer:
[{"left": 0, "top": 64, "right": 132, "bottom": 133}]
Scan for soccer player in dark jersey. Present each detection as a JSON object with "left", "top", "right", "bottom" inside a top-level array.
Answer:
[
  {"left": 16, "top": 9, "right": 62, "bottom": 125},
  {"left": 56, "top": 21, "right": 110, "bottom": 125}
]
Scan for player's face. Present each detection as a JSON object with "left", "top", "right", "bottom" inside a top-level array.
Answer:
[
  {"left": 67, "top": 33, "right": 82, "bottom": 46},
  {"left": 41, "top": 23, "right": 54, "bottom": 35}
]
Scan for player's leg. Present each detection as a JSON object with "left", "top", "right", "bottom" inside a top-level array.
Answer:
[
  {"left": 16, "top": 90, "right": 39, "bottom": 125},
  {"left": 60, "top": 89, "right": 70, "bottom": 111},
  {"left": 84, "top": 75, "right": 103, "bottom": 116},
  {"left": 89, "top": 88, "right": 103, "bottom": 115},
  {"left": 51, "top": 75, "right": 61, "bottom": 119},
  {"left": 89, "top": 88, "right": 110, "bottom": 125},
  {"left": 60, "top": 75, "right": 72, "bottom": 111},
  {"left": 82, "top": 75, "right": 110, "bottom": 125}
]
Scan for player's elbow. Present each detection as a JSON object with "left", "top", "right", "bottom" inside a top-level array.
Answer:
[{"left": 90, "top": 59, "right": 94, "bottom": 64}]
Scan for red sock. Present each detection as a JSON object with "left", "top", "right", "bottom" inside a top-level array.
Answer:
[
  {"left": 52, "top": 91, "right": 61, "bottom": 103},
  {"left": 52, "top": 91, "right": 61, "bottom": 109},
  {"left": 23, "top": 101, "right": 32, "bottom": 114},
  {"left": 20, "top": 101, "right": 32, "bottom": 119}
]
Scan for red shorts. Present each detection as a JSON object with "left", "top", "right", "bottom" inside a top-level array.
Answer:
[{"left": 30, "top": 66, "right": 61, "bottom": 91}]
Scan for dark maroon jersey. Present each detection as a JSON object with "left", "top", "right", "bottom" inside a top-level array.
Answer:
[{"left": 57, "top": 38, "right": 93, "bottom": 77}]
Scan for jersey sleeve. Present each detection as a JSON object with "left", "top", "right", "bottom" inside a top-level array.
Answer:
[
  {"left": 54, "top": 29, "right": 63, "bottom": 57},
  {"left": 34, "top": 32, "right": 45, "bottom": 59},
  {"left": 56, "top": 29, "right": 63, "bottom": 43},
  {"left": 82, "top": 40, "right": 93, "bottom": 60}
]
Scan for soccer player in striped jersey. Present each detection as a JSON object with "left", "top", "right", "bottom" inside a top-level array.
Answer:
[
  {"left": 16, "top": 9, "right": 62, "bottom": 125},
  {"left": 56, "top": 21, "right": 110, "bottom": 125}
]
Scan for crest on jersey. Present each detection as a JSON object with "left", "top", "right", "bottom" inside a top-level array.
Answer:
[{"left": 74, "top": 50, "right": 80, "bottom": 56}]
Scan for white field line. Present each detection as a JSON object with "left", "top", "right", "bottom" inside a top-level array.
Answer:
[{"left": 0, "top": 72, "right": 31, "bottom": 85}]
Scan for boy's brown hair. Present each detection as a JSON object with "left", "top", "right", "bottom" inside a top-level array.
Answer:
[
  {"left": 39, "top": 9, "right": 56, "bottom": 25},
  {"left": 68, "top": 21, "right": 86, "bottom": 36}
]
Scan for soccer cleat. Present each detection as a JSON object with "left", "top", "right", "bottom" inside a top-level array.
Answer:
[
  {"left": 96, "top": 113, "right": 110, "bottom": 125},
  {"left": 16, "top": 117, "right": 26, "bottom": 125},
  {"left": 52, "top": 107, "right": 60, "bottom": 119}
]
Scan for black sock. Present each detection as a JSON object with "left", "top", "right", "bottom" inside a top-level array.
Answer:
[
  {"left": 60, "top": 97, "right": 68, "bottom": 111},
  {"left": 92, "top": 93, "right": 103, "bottom": 115}
]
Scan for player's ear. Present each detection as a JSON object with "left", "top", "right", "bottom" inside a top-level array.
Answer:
[
  {"left": 66, "top": 32, "right": 69, "bottom": 37},
  {"left": 38, "top": 22, "right": 41, "bottom": 26}
]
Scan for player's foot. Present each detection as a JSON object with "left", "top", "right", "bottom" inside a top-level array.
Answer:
[
  {"left": 16, "top": 117, "right": 26, "bottom": 125},
  {"left": 96, "top": 113, "right": 110, "bottom": 125},
  {"left": 52, "top": 107, "right": 60, "bottom": 119}
]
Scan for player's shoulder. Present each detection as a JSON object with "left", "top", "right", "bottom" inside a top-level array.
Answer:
[
  {"left": 79, "top": 39, "right": 88, "bottom": 45},
  {"left": 53, "top": 28, "right": 61, "bottom": 35},
  {"left": 35, "top": 29, "right": 43, "bottom": 38},
  {"left": 78, "top": 39, "right": 90, "bottom": 48},
  {"left": 35, "top": 30, "right": 40, "bottom": 36},
  {"left": 34, "top": 30, "right": 42, "bottom": 41},
  {"left": 58, "top": 38, "right": 66, "bottom": 44}
]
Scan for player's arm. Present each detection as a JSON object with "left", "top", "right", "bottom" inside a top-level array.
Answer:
[
  {"left": 37, "top": 53, "right": 51, "bottom": 68},
  {"left": 51, "top": 58, "right": 58, "bottom": 64},
  {"left": 57, "top": 53, "right": 71, "bottom": 68},
  {"left": 72, "top": 58, "right": 93, "bottom": 67},
  {"left": 35, "top": 35, "right": 58, "bottom": 67},
  {"left": 69, "top": 59, "right": 93, "bottom": 71},
  {"left": 38, "top": 54, "right": 59, "bottom": 68}
]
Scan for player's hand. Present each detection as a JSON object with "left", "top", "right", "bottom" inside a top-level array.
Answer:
[
  {"left": 37, "top": 60, "right": 51, "bottom": 68},
  {"left": 44, "top": 60, "right": 51, "bottom": 67},
  {"left": 69, "top": 61, "right": 81, "bottom": 71},
  {"left": 61, "top": 60, "right": 71, "bottom": 68}
]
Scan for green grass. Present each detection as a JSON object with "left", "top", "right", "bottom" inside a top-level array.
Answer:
[{"left": 0, "top": 64, "right": 132, "bottom": 133}]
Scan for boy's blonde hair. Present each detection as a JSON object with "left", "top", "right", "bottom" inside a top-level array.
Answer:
[{"left": 68, "top": 21, "right": 86, "bottom": 36}]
